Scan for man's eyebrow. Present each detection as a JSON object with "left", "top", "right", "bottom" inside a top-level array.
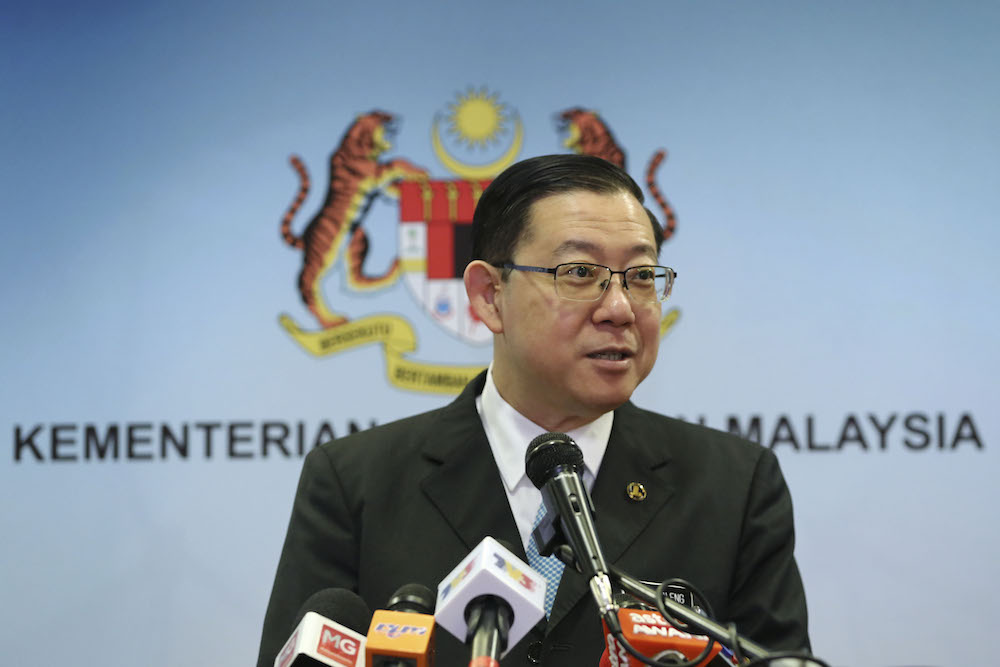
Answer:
[
  {"left": 552, "top": 239, "right": 601, "bottom": 256},
  {"left": 552, "top": 239, "right": 658, "bottom": 260}
]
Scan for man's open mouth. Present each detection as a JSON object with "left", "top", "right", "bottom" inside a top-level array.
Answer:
[{"left": 588, "top": 351, "right": 629, "bottom": 361}]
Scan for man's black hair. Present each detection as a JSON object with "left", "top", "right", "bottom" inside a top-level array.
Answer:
[{"left": 470, "top": 154, "right": 664, "bottom": 269}]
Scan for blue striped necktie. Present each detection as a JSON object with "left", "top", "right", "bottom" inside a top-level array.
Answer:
[{"left": 524, "top": 501, "right": 565, "bottom": 618}]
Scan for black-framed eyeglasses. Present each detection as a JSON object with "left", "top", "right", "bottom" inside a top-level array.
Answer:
[{"left": 497, "top": 262, "right": 677, "bottom": 303}]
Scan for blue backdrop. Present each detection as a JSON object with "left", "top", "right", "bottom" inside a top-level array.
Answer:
[{"left": 2, "top": 2, "right": 998, "bottom": 665}]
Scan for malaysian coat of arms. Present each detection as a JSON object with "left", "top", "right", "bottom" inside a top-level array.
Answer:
[{"left": 277, "top": 89, "right": 679, "bottom": 394}]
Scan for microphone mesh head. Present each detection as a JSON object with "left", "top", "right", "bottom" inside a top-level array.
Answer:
[
  {"left": 525, "top": 432, "right": 583, "bottom": 489},
  {"left": 386, "top": 582, "right": 436, "bottom": 614},
  {"left": 293, "top": 588, "right": 372, "bottom": 634}
]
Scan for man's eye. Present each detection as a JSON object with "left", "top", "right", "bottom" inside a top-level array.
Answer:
[
  {"left": 635, "top": 268, "right": 654, "bottom": 281},
  {"left": 569, "top": 265, "right": 593, "bottom": 278}
]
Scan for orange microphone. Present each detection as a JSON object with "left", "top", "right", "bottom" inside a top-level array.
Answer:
[
  {"left": 600, "top": 608, "right": 737, "bottom": 667},
  {"left": 365, "top": 584, "right": 436, "bottom": 667}
]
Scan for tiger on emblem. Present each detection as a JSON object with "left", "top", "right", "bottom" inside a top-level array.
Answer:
[
  {"left": 280, "top": 110, "right": 428, "bottom": 329},
  {"left": 558, "top": 108, "right": 676, "bottom": 242}
]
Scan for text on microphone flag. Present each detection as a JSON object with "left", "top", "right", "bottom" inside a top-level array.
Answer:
[
  {"left": 490, "top": 552, "right": 538, "bottom": 592},
  {"left": 438, "top": 559, "right": 475, "bottom": 602},
  {"left": 276, "top": 629, "right": 298, "bottom": 667},
  {"left": 318, "top": 624, "right": 363, "bottom": 664},
  {"left": 370, "top": 622, "right": 431, "bottom": 639}
]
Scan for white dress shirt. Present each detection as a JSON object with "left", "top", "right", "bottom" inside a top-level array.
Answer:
[{"left": 475, "top": 364, "right": 614, "bottom": 552}]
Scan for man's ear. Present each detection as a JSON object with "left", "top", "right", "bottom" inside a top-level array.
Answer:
[{"left": 464, "top": 260, "right": 504, "bottom": 334}]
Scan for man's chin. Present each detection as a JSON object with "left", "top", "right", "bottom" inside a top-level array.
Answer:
[{"left": 578, "top": 385, "right": 635, "bottom": 416}]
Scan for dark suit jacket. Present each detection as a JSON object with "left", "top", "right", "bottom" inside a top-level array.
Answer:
[{"left": 257, "top": 373, "right": 809, "bottom": 666}]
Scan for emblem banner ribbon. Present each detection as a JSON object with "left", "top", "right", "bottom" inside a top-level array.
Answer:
[
  {"left": 279, "top": 313, "right": 484, "bottom": 394},
  {"left": 280, "top": 308, "right": 680, "bottom": 395}
]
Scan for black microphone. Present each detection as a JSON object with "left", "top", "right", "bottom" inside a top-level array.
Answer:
[
  {"left": 465, "top": 594, "right": 513, "bottom": 667},
  {"left": 274, "top": 588, "right": 372, "bottom": 667},
  {"left": 387, "top": 583, "right": 436, "bottom": 614},
  {"left": 525, "top": 432, "right": 619, "bottom": 631}
]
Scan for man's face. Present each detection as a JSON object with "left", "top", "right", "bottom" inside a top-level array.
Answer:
[{"left": 490, "top": 189, "right": 662, "bottom": 431}]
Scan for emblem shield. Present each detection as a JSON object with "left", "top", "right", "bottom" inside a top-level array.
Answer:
[{"left": 398, "top": 179, "right": 493, "bottom": 345}]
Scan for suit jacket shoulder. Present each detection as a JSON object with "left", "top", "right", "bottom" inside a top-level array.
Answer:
[
  {"left": 615, "top": 400, "right": 768, "bottom": 469},
  {"left": 602, "top": 401, "right": 809, "bottom": 652}
]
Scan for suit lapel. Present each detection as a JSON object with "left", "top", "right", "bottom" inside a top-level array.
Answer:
[
  {"left": 547, "top": 402, "right": 676, "bottom": 629},
  {"left": 418, "top": 373, "right": 525, "bottom": 556},
  {"left": 414, "top": 380, "right": 675, "bottom": 633}
]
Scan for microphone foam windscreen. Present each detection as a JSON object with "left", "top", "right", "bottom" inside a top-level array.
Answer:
[
  {"left": 293, "top": 588, "right": 373, "bottom": 635},
  {"left": 386, "top": 583, "right": 437, "bottom": 614},
  {"left": 525, "top": 432, "right": 583, "bottom": 488}
]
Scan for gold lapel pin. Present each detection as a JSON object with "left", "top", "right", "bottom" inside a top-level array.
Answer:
[{"left": 626, "top": 481, "right": 647, "bottom": 502}]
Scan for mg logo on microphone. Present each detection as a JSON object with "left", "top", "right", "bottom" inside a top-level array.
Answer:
[{"left": 317, "top": 625, "right": 360, "bottom": 665}]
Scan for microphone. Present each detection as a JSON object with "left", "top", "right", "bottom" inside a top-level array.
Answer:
[
  {"left": 599, "top": 608, "right": 737, "bottom": 667},
  {"left": 365, "top": 583, "right": 437, "bottom": 667},
  {"left": 525, "top": 432, "right": 619, "bottom": 630},
  {"left": 274, "top": 588, "right": 372, "bottom": 667},
  {"left": 554, "top": 546, "right": 776, "bottom": 665},
  {"left": 554, "top": 544, "right": 709, "bottom": 618},
  {"left": 435, "top": 536, "right": 546, "bottom": 666}
]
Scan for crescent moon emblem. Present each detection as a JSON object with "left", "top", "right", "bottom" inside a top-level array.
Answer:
[{"left": 432, "top": 115, "right": 524, "bottom": 179}]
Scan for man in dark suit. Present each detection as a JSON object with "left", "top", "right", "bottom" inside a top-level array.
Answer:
[{"left": 257, "top": 154, "right": 810, "bottom": 666}]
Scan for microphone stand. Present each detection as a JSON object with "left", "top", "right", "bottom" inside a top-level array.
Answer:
[{"left": 553, "top": 545, "right": 773, "bottom": 662}]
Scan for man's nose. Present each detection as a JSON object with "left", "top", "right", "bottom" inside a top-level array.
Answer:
[{"left": 595, "top": 276, "right": 636, "bottom": 323}]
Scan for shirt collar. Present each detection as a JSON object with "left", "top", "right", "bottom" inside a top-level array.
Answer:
[{"left": 478, "top": 364, "right": 613, "bottom": 492}]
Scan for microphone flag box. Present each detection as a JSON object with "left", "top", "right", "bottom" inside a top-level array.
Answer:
[
  {"left": 275, "top": 611, "right": 367, "bottom": 667},
  {"left": 435, "top": 536, "right": 545, "bottom": 656},
  {"left": 365, "top": 609, "right": 435, "bottom": 667},
  {"left": 603, "top": 609, "right": 737, "bottom": 667}
]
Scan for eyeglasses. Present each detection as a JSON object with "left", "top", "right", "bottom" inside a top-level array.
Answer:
[{"left": 497, "top": 262, "right": 677, "bottom": 303}]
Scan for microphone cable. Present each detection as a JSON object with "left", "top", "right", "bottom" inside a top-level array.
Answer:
[{"left": 609, "top": 575, "right": 832, "bottom": 667}]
